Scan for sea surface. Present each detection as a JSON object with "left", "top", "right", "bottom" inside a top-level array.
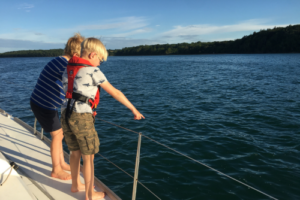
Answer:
[{"left": 0, "top": 54, "right": 299, "bottom": 200}]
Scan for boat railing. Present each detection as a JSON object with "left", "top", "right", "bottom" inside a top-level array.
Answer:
[
  {"left": 31, "top": 113, "right": 278, "bottom": 200},
  {"left": 1, "top": 80, "right": 279, "bottom": 200}
]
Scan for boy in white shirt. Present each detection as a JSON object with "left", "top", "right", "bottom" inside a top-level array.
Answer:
[{"left": 61, "top": 38, "right": 144, "bottom": 200}]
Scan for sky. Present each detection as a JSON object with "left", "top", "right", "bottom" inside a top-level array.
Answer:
[{"left": 0, "top": 0, "right": 299, "bottom": 53}]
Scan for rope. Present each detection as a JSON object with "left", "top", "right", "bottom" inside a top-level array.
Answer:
[
  {"left": 0, "top": 152, "right": 55, "bottom": 200},
  {"left": 0, "top": 165, "right": 14, "bottom": 186}
]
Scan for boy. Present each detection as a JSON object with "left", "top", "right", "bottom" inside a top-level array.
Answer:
[
  {"left": 61, "top": 38, "right": 144, "bottom": 200},
  {"left": 30, "top": 33, "right": 85, "bottom": 180}
]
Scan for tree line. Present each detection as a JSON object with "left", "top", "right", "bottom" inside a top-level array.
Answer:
[
  {"left": 109, "top": 24, "right": 300, "bottom": 56},
  {"left": 0, "top": 49, "right": 64, "bottom": 57},
  {"left": 0, "top": 24, "right": 299, "bottom": 58}
]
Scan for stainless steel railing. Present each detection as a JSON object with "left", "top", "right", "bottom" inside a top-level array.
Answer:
[
  {"left": 32, "top": 116, "right": 155, "bottom": 200},
  {"left": 132, "top": 132, "right": 142, "bottom": 200},
  {"left": 0, "top": 78, "right": 279, "bottom": 200},
  {"left": 1, "top": 106, "right": 279, "bottom": 200},
  {"left": 33, "top": 118, "right": 44, "bottom": 140}
]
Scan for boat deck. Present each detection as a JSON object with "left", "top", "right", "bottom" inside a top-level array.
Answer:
[{"left": 0, "top": 111, "right": 119, "bottom": 200}]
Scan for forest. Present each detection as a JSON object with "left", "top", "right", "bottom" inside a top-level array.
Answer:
[
  {"left": 0, "top": 49, "right": 64, "bottom": 57},
  {"left": 109, "top": 24, "right": 300, "bottom": 56},
  {"left": 0, "top": 24, "right": 299, "bottom": 57}
]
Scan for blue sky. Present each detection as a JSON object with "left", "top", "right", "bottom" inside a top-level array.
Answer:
[{"left": 0, "top": 0, "right": 299, "bottom": 53}]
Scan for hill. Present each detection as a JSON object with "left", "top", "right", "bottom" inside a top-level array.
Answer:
[
  {"left": 0, "top": 49, "right": 64, "bottom": 57},
  {"left": 109, "top": 24, "right": 300, "bottom": 56},
  {"left": 1, "top": 24, "right": 299, "bottom": 57}
]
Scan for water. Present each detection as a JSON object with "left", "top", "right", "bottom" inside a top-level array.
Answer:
[{"left": 0, "top": 54, "right": 299, "bottom": 200}]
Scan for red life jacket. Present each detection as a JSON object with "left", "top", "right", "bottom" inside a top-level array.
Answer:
[{"left": 65, "top": 57, "right": 100, "bottom": 117}]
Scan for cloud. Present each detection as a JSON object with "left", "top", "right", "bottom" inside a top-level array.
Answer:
[
  {"left": 59, "top": 16, "right": 149, "bottom": 33},
  {"left": 0, "top": 17, "right": 290, "bottom": 52},
  {"left": 0, "top": 32, "right": 49, "bottom": 44},
  {"left": 0, "top": 38, "right": 64, "bottom": 50},
  {"left": 160, "top": 19, "right": 288, "bottom": 41},
  {"left": 178, "top": 35, "right": 199, "bottom": 40},
  {"left": 101, "top": 37, "right": 165, "bottom": 50},
  {"left": 18, "top": 3, "right": 34, "bottom": 10},
  {"left": 0, "top": 37, "right": 164, "bottom": 53},
  {"left": 111, "top": 28, "right": 152, "bottom": 37},
  {"left": 0, "top": 16, "right": 152, "bottom": 51},
  {"left": 210, "top": 37, "right": 236, "bottom": 42}
]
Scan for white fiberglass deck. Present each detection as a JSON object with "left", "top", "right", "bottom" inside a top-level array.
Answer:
[
  {"left": 0, "top": 151, "right": 36, "bottom": 200},
  {"left": 0, "top": 111, "right": 119, "bottom": 200}
]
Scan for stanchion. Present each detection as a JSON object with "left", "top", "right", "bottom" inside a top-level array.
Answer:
[
  {"left": 132, "top": 132, "right": 142, "bottom": 200},
  {"left": 41, "top": 128, "right": 44, "bottom": 140},
  {"left": 33, "top": 118, "right": 37, "bottom": 135}
]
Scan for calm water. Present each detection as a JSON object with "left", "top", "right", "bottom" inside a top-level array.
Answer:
[{"left": 0, "top": 54, "right": 299, "bottom": 200}]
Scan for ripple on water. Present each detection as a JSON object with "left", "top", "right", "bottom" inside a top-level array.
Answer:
[{"left": 0, "top": 55, "right": 299, "bottom": 200}]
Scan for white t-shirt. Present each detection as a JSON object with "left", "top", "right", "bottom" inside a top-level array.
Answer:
[{"left": 61, "top": 66, "right": 107, "bottom": 114}]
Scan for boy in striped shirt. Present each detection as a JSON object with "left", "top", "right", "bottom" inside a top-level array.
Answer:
[{"left": 30, "top": 33, "right": 85, "bottom": 180}]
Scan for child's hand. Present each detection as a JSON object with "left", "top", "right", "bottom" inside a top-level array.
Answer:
[{"left": 133, "top": 110, "right": 145, "bottom": 120}]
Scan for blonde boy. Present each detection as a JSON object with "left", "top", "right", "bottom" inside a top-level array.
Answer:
[
  {"left": 61, "top": 38, "right": 144, "bottom": 200},
  {"left": 31, "top": 33, "right": 84, "bottom": 180}
]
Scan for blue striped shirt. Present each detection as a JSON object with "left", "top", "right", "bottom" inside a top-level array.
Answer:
[{"left": 30, "top": 56, "right": 68, "bottom": 110}]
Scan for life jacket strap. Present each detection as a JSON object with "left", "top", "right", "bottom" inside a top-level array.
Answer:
[
  {"left": 65, "top": 99, "right": 73, "bottom": 128},
  {"left": 72, "top": 92, "right": 92, "bottom": 107}
]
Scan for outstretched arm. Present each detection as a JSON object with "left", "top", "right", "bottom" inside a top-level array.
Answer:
[{"left": 100, "top": 81, "right": 145, "bottom": 120}]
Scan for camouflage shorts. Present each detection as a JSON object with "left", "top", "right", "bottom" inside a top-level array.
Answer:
[{"left": 61, "top": 110, "right": 100, "bottom": 155}]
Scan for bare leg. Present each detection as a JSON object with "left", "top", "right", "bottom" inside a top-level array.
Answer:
[
  {"left": 70, "top": 150, "right": 86, "bottom": 192},
  {"left": 82, "top": 154, "right": 105, "bottom": 200},
  {"left": 60, "top": 134, "right": 71, "bottom": 171},
  {"left": 50, "top": 128, "right": 71, "bottom": 180}
]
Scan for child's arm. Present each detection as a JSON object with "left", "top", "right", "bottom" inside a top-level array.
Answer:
[{"left": 100, "top": 81, "right": 145, "bottom": 120}]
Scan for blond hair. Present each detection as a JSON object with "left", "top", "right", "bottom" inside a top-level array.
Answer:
[
  {"left": 64, "top": 33, "right": 85, "bottom": 57},
  {"left": 81, "top": 38, "right": 108, "bottom": 61}
]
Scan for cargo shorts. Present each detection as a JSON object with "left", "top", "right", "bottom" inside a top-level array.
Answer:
[{"left": 61, "top": 110, "right": 100, "bottom": 155}]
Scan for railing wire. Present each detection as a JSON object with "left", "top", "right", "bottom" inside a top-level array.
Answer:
[
  {"left": 0, "top": 81, "right": 279, "bottom": 200},
  {"left": 97, "top": 152, "right": 161, "bottom": 200},
  {"left": 97, "top": 153, "right": 134, "bottom": 179},
  {"left": 95, "top": 118, "right": 279, "bottom": 200},
  {"left": 0, "top": 99, "right": 161, "bottom": 199}
]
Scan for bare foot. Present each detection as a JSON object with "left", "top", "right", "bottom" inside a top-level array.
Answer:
[
  {"left": 71, "top": 182, "right": 86, "bottom": 193},
  {"left": 61, "top": 162, "right": 71, "bottom": 171},
  {"left": 51, "top": 170, "right": 72, "bottom": 180},
  {"left": 86, "top": 191, "right": 106, "bottom": 200},
  {"left": 71, "top": 183, "right": 96, "bottom": 193}
]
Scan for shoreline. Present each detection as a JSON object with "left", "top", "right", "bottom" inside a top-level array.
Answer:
[{"left": 0, "top": 52, "right": 300, "bottom": 58}]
